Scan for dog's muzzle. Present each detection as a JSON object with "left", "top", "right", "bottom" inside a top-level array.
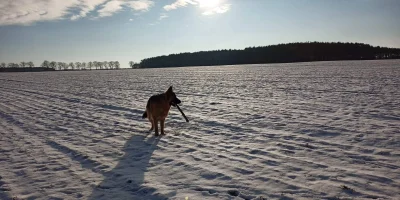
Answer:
[{"left": 171, "top": 98, "right": 181, "bottom": 107}]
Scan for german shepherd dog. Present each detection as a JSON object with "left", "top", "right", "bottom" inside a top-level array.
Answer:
[{"left": 142, "top": 86, "right": 181, "bottom": 136}]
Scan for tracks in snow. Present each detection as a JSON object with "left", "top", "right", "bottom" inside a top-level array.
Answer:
[{"left": 1, "top": 63, "right": 399, "bottom": 200}]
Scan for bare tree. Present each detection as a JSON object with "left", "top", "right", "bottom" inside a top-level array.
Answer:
[
  {"left": 1, "top": 62, "right": 6, "bottom": 68},
  {"left": 96, "top": 61, "right": 103, "bottom": 70},
  {"left": 129, "top": 61, "right": 134, "bottom": 68},
  {"left": 62, "top": 63, "right": 68, "bottom": 70},
  {"left": 20, "top": 62, "right": 26, "bottom": 68},
  {"left": 69, "top": 62, "right": 75, "bottom": 70},
  {"left": 114, "top": 61, "right": 120, "bottom": 70},
  {"left": 93, "top": 61, "right": 98, "bottom": 70},
  {"left": 41, "top": 60, "right": 50, "bottom": 68},
  {"left": 75, "top": 62, "right": 81, "bottom": 70},
  {"left": 49, "top": 61, "right": 57, "bottom": 69},
  {"left": 103, "top": 61, "right": 108, "bottom": 70},
  {"left": 98, "top": 61, "right": 103, "bottom": 70},
  {"left": 57, "top": 62, "right": 63, "bottom": 70},
  {"left": 88, "top": 61, "right": 93, "bottom": 70},
  {"left": 27, "top": 61, "right": 34, "bottom": 68},
  {"left": 7, "top": 63, "right": 19, "bottom": 68},
  {"left": 81, "top": 62, "right": 86, "bottom": 70},
  {"left": 7, "top": 63, "right": 18, "bottom": 68},
  {"left": 109, "top": 61, "right": 115, "bottom": 70}
]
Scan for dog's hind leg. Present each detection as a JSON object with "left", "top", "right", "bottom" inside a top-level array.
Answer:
[
  {"left": 147, "top": 112, "right": 154, "bottom": 131},
  {"left": 149, "top": 120, "right": 154, "bottom": 131},
  {"left": 148, "top": 117, "right": 154, "bottom": 131},
  {"left": 160, "top": 119, "right": 165, "bottom": 135}
]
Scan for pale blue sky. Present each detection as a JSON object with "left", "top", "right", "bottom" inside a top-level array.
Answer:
[{"left": 1, "top": 0, "right": 399, "bottom": 68}]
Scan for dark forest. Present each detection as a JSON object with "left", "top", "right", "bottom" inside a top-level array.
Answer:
[{"left": 140, "top": 42, "right": 400, "bottom": 68}]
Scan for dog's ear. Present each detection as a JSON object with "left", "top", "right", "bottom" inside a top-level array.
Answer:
[{"left": 166, "top": 86, "right": 173, "bottom": 94}]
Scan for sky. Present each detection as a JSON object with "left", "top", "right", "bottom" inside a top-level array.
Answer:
[{"left": 1, "top": 0, "right": 400, "bottom": 68}]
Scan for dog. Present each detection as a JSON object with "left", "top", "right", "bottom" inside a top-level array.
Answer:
[{"left": 142, "top": 86, "right": 181, "bottom": 136}]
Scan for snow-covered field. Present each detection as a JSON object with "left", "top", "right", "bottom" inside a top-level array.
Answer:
[{"left": 0, "top": 60, "right": 399, "bottom": 200}]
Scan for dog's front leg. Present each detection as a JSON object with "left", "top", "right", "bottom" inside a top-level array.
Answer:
[
  {"left": 160, "top": 119, "right": 165, "bottom": 135},
  {"left": 153, "top": 119, "right": 159, "bottom": 136}
]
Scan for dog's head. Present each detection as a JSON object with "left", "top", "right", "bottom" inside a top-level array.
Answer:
[{"left": 166, "top": 86, "right": 181, "bottom": 107}]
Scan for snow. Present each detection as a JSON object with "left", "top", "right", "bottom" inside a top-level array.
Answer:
[{"left": 0, "top": 60, "right": 399, "bottom": 200}]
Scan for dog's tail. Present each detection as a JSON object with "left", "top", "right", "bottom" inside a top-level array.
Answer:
[{"left": 142, "top": 111, "right": 147, "bottom": 119}]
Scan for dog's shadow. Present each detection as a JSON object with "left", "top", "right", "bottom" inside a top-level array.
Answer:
[{"left": 87, "top": 133, "right": 168, "bottom": 200}]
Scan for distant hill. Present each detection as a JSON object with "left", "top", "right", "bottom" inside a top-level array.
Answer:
[{"left": 140, "top": 42, "right": 400, "bottom": 68}]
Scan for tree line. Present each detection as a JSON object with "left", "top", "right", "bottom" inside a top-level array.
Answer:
[
  {"left": 139, "top": 42, "right": 400, "bottom": 68},
  {"left": 39, "top": 60, "right": 121, "bottom": 70},
  {"left": 0, "top": 61, "right": 54, "bottom": 72},
  {"left": 3, "top": 42, "right": 399, "bottom": 72},
  {"left": 0, "top": 60, "right": 122, "bottom": 72}
]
